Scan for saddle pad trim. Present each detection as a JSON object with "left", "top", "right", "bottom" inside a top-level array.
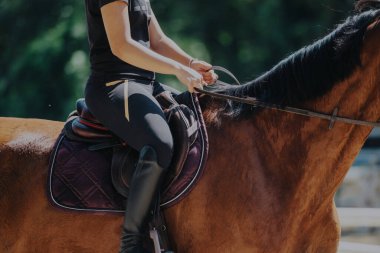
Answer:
[
  {"left": 47, "top": 135, "right": 124, "bottom": 213},
  {"left": 160, "top": 94, "right": 208, "bottom": 207}
]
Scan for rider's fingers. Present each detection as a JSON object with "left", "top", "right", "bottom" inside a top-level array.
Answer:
[
  {"left": 193, "top": 61, "right": 212, "bottom": 71},
  {"left": 188, "top": 77, "right": 203, "bottom": 93},
  {"left": 187, "top": 85, "right": 194, "bottom": 93}
]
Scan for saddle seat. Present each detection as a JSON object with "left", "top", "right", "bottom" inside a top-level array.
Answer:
[
  {"left": 65, "top": 99, "right": 116, "bottom": 142},
  {"left": 63, "top": 91, "right": 199, "bottom": 197}
]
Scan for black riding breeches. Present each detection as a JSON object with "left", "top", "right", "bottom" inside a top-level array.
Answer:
[{"left": 84, "top": 72, "right": 178, "bottom": 168}]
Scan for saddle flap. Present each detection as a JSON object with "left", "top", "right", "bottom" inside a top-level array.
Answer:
[
  {"left": 167, "top": 104, "right": 198, "bottom": 141},
  {"left": 110, "top": 92, "right": 200, "bottom": 197},
  {"left": 110, "top": 102, "right": 199, "bottom": 197},
  {"left": 163, "top": 105, "right": 196, "bottom": 190},
  {"left": 155, "top": 90, "right": 199, "bottom": 145},
  {"left": 111, "top": 146, "right": 139, "bottom": 198}
]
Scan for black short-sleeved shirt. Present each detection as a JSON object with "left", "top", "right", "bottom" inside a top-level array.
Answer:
[{"left": 85, "top": 0, "right": 155, "bottom": 79}]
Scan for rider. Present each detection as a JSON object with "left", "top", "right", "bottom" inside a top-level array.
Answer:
[{"left": 83, "top": 0, "right": 217, "bottom": 252}]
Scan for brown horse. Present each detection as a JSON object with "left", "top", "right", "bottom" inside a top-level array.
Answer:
[{"left": 1, "top": 2, "right": 380, "bottom": 253}]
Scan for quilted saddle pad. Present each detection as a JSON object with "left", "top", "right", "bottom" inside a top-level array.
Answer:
[{"left": 47, "top": 93, "right": 208, "bottom": 212}]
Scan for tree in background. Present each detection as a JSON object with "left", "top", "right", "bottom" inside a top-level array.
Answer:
[
  {"left": 0, "top": 0, "right": 88, "bottom": 120},
  {"left": 0, "top": 0, "right": 354, "bottom": 121},
  {"left": 154, "top": 0, "right": 354, "bottom": 81}
]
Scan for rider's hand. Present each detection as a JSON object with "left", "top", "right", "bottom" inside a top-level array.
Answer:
[
  {"left": 175, "top": 65, "right": 204, "bottom": 93},
  {"left": 190, "top": 59, "right": 218, "bottom": 85}
]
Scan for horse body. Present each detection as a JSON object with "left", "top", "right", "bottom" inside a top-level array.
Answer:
[
  {"left": 164, "top": 113, "right": 358, "bottom": 252},
  {"left": 0, "top": 117, "right": 345, "bottom": 253},
  {"left": 164, "top": 16, "right": 380, "bottom": 252},
  {"left": 0, "top": 118, "right": 123, "bottom": 252},
  {"left": 1, "top": 5, "right": 380, "bottom": 253}
]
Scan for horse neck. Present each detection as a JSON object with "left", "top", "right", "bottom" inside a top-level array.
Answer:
[{"left": 204, "top": 23, "right": 380, "bottom": 214}]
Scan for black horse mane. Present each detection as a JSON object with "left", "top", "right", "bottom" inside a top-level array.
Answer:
[{"left": 208, "top": 4, "right": 380, "bottom": 119}]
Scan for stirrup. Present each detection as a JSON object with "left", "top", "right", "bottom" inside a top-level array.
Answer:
[
  {"left": 149, "top": 196, "right": 175, "bottom": 253},
  {"left": 149, "top": 228, "right": 174, "bottom": 253}
]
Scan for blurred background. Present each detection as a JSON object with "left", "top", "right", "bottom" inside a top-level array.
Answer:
[
  {"left": 1, "top": 0, "right": 379, "bottom": 250},
  {"left": 0, "top": 0, "right": 358, "bottom": 120}
]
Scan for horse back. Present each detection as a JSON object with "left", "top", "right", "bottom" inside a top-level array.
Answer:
[
  {"left": 0, "top": 117, "right": 62, "bottom": 215},
  {"left": 0, "top": 117, "right": 62, "bottom": 147},
  {"left": 0, "top": 117, "right": 123, "bottom": 252}
]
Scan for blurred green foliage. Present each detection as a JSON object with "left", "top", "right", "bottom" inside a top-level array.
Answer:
[{"left": 0, "top": 0, "right": 355, "bottom": 121}]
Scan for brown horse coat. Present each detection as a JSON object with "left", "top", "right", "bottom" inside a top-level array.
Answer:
[{"left": 1, "top": 7, "right": 380, "bottom": 253}]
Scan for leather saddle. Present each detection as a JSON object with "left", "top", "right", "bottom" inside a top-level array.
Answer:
[{"left": 63, "top": 91, "right": 199, "bottom": 197}]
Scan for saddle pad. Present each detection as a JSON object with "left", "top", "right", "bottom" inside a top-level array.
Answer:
[
  {"left": 48, "top": 135, "right": 126, "bottom": 212},
  {"left": 47, "top": 93, "right": 209, "bottom": 212}
]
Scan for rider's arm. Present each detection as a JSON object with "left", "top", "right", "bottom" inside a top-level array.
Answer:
[
  {"left": 148, "top": 10, "right": 193, "bottom": 67},
  {"left": 148, "top": 9, "right": 217, "bottom": 85},
  {"left": 101, "top": 1, "right": 184, "bottom": 75}
]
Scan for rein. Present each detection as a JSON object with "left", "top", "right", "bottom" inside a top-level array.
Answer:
[{"left": 196, "top": 66, "right": 380, "bottom": 129}]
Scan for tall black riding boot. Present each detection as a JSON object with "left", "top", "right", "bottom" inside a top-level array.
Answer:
[{"left": 119, "top": 145, "right": 167, "bottom": 253}]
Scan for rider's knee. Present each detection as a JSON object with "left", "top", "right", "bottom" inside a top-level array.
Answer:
[{"left": 152, "top": 136, "right": 173, "bottom": 169}]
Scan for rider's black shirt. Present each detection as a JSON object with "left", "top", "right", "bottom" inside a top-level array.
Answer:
[{"left": 85, "top": 0, "right": 155, "bottom": 79}]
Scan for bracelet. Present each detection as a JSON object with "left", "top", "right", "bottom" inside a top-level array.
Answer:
[{"left": 188, "top": 58, "right": 197, "bottom": 68}]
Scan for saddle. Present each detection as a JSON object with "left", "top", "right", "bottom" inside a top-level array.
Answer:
[
  {"left": 63, "top": 91, "right": 199, "bottom": 198},
  {"left": 48, "top": 90, "right": 208, "bottom": 212}
]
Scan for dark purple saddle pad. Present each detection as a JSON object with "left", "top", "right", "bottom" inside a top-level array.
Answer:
[{"left": 47, "top": 93, "right": 209, "bottom": 212}]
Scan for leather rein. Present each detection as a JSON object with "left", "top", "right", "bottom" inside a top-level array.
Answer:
[{"left": 195, "top": 66, "right": 380, "bottom": 129}]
